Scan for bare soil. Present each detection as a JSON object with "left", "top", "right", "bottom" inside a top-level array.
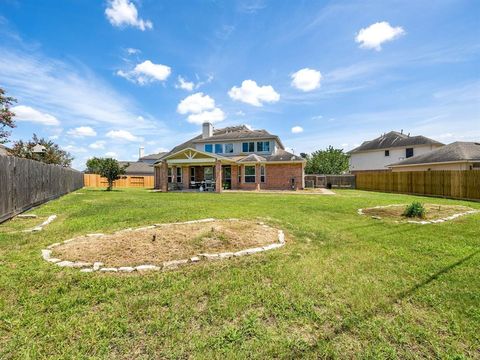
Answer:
[
  {"left": 362, "top": 204, "right": 474, "bottom": 221},
  {"left": 52, "top": 220, "right": 279, "bottom": 266}
]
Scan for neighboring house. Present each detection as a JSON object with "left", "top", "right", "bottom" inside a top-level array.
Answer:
[
  {"left": 348, "top": 131, "right": 444, "bottom": 173},
  {"left": 388, "top": 142, "right": 480, "bottom": 172},
  {"left": 0, "top": 144, "right": 10, "bottom": 156},
  {"left": 119, "top": 149, "right": 166, "bottom": 176},
  {"left": 154, "top": 122, "right": 305, "bottom": 192}
]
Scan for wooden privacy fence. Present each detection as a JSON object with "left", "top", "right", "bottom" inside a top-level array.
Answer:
[
  {"left": 305, "top": 174, "right": 356, "bottom": 188},
  {"left": 84, "top": 174, "right": 154, "bottom": 188},
  {"left": 0, "top": 155, "right": 84, "bottom": 223},
  {"left": 356, "top": 170, "right": 480, "bottom": 201}
]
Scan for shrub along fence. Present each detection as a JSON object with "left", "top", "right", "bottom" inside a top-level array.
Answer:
[
  {"left": 84, "top": 174, "right": 154, "bottom": 188},
  {"left": 356, "top": 170, "right": 480, "bottom": 201},
  {"left": 305, "top": 174, "right": 356, "bottom": 189},
  {"left": 0, "top": 155, "right": 84, "bottom": 223}
]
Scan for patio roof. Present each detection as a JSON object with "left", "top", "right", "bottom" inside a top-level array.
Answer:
[{"left": 155, "top": 148, "right": 236, "bottom": 165}]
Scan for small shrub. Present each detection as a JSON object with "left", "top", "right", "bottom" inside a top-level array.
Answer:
[{"left": 403, "top": 201, "right": 426, "bottom": 218}]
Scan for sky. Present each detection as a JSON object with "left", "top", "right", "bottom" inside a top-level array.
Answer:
[{"left": 0, "top": 0, "right": 479, "bottom": 170}]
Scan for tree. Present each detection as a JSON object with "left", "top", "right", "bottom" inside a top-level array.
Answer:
[
  {"left": 87, "top": 157, "right": 127, "bottom": 191},
  {"left": 0, "top": 88, "right": 16, "bottom": 144},
  {"left": 305, "top": 146, "right": 350, "bottom": 174},
  {"left": 9, "top": 134, "right": 74, "bottom": 167}
]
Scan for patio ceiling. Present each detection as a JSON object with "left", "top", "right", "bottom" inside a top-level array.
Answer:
[{"left": 157, "top": 148, "right": 236, "bottom": 166}]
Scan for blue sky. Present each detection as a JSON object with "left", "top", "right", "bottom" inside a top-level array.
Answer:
[{"left": 1, "top": 0, "right": 479, "bottom": 169}]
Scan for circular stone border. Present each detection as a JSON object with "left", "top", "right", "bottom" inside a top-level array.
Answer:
[
  {"left": 40, "top": 218, "right": 286, "bottom": 273},
  {"left": 357, "top": 204, "right": 479, "bottom": 224}
]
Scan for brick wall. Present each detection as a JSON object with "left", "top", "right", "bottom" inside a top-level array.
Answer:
[{"left": 264, "top": 163, "right": 303, "bottom": 190}]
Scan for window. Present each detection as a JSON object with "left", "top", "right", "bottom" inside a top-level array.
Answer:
[
  {"left": 214, "top": 144, "right": 223, "bottom": 154},
  {"left": 406, "top": 148, "right": 414, "bottom": 158},
  {"left": 244, "top": 165, "right": 256, "bottom": 183},
  {"left": 257, "top": 141, "right": 270, "bottom": 152},
  {"left": 204, "top": 167, "right": 213, "bottom": 181},
  {"left": 190, "top": 167, "right": 195, "bottom": 182},
  {"left": 204, "top": 144, "right": 213, "bottom": 153},
  {"left": 176, "top": 167, "right": 182, "bottom": 183},
  {"left": 238, "top": 166, "right": 242, "bottom": 184},
  {"left": 242, "top": 142, "right": 255, "bottom": 153},
  {"left": 225, "top": 143, "right": 234, "bottom": 153},
  {"left": 385, "top": 150, "right": 390, "bottom": 157},
  {"left": 260, "top": 165, "right": 265, "bottom": 183},
  {"left": 167, "top": 168, "right": 172, "bottom": 183}
]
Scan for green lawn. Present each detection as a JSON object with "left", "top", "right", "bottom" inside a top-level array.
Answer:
[{"left": 1, "top": 188, "right": 479, "bottom": 359}]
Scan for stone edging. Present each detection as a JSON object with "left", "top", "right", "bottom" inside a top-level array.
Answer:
[
  {"left": 40, "top": 218, "right": 286, "bottom": 273},
  {"left": 357, "top": 205, "right": 479, "bottom": 224},
  {"left": 23, "top": 215, "right": 57, "bottom": 232}
]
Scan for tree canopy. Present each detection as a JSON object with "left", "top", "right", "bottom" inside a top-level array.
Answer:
[
  {"left": 304, "top": 146, "right": 350, "bottom": 175},
  {"left": 0, "top": 88, "right": 16, "bottom": 144},
  {"left": 86, "top": 157, "right": 127, "bottom": 191},
  {"left": 9, "top": 134, "right": 74, "bottom": 167}
]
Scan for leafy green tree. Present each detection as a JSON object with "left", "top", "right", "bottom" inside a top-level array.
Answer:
[
  {"left": 85, "top": 157, "right": 103, "bottom": 173},
  {"left": 87, "top": 157, "right": 127, "bottom": 191},
  {"left": 0, "top": 88, "right": 16, "bottom": 144},
  {"left": 9, "top": 134, "right": 74, "bottom": 167},
  {"left": 305, "top": 146, "right": 350, "bottom": 174}
]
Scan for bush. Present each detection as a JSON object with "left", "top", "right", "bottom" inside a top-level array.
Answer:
[{"left": 403, "top": 202, "right": 426, "bottom": 218}]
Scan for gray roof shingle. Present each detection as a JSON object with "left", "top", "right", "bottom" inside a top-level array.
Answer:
[
  {"left": 118, "top": 161, "right": 154, "bottom": 175},
  {"left": 139, "top": 152, "right": 167, "bottom": 161},
  {"left": 389, "top": 142, "right": 480, "bottom": 167},
  {"left": 349, "top": 131, "right": 443, "bottom": 153}
]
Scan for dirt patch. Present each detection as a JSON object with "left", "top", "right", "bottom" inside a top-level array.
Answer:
[
  {"left": 52, "top": 220, "right": 280, "bottom": 267},
  {"left": 361, "top": 204, "right": 476, "bottom": 221}
]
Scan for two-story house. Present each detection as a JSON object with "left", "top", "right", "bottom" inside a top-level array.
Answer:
[
  {"left": 348, "top": 131, "right": 444, "bottom": 173},
  {"left": 154, "top": 122, "right": 305, "bottom": 192}
]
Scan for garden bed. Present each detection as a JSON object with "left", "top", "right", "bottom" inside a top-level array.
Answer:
[
  {"left": 47, "top": 219, "right": 285, "bottom": 271},
  {"left": 359, "top": 203, "right": 477, "bottom": 223}
]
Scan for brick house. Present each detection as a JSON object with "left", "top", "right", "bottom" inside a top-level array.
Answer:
[{"left": 154, "top": 122, "right": 305, "bottom": 192}]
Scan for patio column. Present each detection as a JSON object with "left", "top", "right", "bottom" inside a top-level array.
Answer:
[
  {"left": 160, "top": 161, "right": 168, "bottom": 192},
  {"left": 215, "top": 160, "right": 222, "bottom": 193},
  {"left": 182, "top": 166, "right": 190, "bottom": 189},
  {"left": 255, "top": 163, "right": 261, "bottom": 191},
  {"left": 231, "top": 165, "right": 238, "bottom": 190}
]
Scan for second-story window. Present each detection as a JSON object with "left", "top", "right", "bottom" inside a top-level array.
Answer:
[
  {"left": 257, "top": 141, "right": 270, "bottom": 152},
  {"left": 406, "top": 148, "right": 414, "bottom": 158},
  {"left": 204, "top": 144, "right": 213, "bottom": 153},
  {"left": 225, "top": 143, "right": 234, "bottom": 153},
  {"left": 242, "top": 142, "right": 255, "bottom": 152},
  {"left": 214, "top": 144, "right": 223, "bottom": 154}
]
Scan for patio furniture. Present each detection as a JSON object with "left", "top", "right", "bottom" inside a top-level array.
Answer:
[{"left": 205, "top": 180, "right": 215, "bottom": 192}]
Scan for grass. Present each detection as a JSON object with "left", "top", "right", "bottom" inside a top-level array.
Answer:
[{"left": 0, "top": 188, "right": 479, "bottom": 359}]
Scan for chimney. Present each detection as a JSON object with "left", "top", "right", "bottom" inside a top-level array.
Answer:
[
  {"left": 139, "top": 146, "right": 145, "bottom": 159},
  {"left": 202, "top": 122, "right": 213, "bottom": 139}
]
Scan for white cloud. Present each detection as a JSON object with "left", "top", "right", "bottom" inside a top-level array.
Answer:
[
  {"left": 235, "top": 110, "right": 246, "bottom": 116},
  {"left": 291, "top": 126, "right": 304, "bottom": 134},
  {"left": 117, "top": 60, "right": 171, "bottom": 85},
  {"left": 228, "top": 80, "right": 280, "bottom": 107},
  {"left": 64, "top": 145, "right": 87, "bottom": 153},
  {"left": 177, "top": 92, "right": 215, "bottom": 114},
  {"left": 176, "top": 76, "right": 195, "bottom": 91},
  {"left": 0, "top": 49, "right": 153, "bottom": 129},
  {"left": 291, "top": 68, "right": 322, "bottom": 92},
  {"left": 105, "top": 0, "right": 152, "bottom": 31},
  {"left": 355, "top": 21, "right": 405, "bottom": 51},
  {"left": 177, "top": 92, "right": 225, "bottom": 124},
  {"left": 11, "top": 105, "right": 60, "bottom": 126},
  {"left": 104, "top": 151, "right": 118, "bottom": 158},
  {"left": 187, "top": 108, "right": 225, "bottom": 124},
  {"left": 89, "top": 141, "right": 106, "bottom": 150},
  {"left": 67, "top": 126, "right": 97, "bottom": 137},
  {"left": 106, "top": 130, "right": 143, "bottom": 142},
  {"left": 126, "top": 47, "right": 140, "bottom": 55}
]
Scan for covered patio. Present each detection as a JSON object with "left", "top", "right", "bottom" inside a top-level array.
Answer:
[{"left": 154, "top": 148, "right": 255, "bottom": 193}]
